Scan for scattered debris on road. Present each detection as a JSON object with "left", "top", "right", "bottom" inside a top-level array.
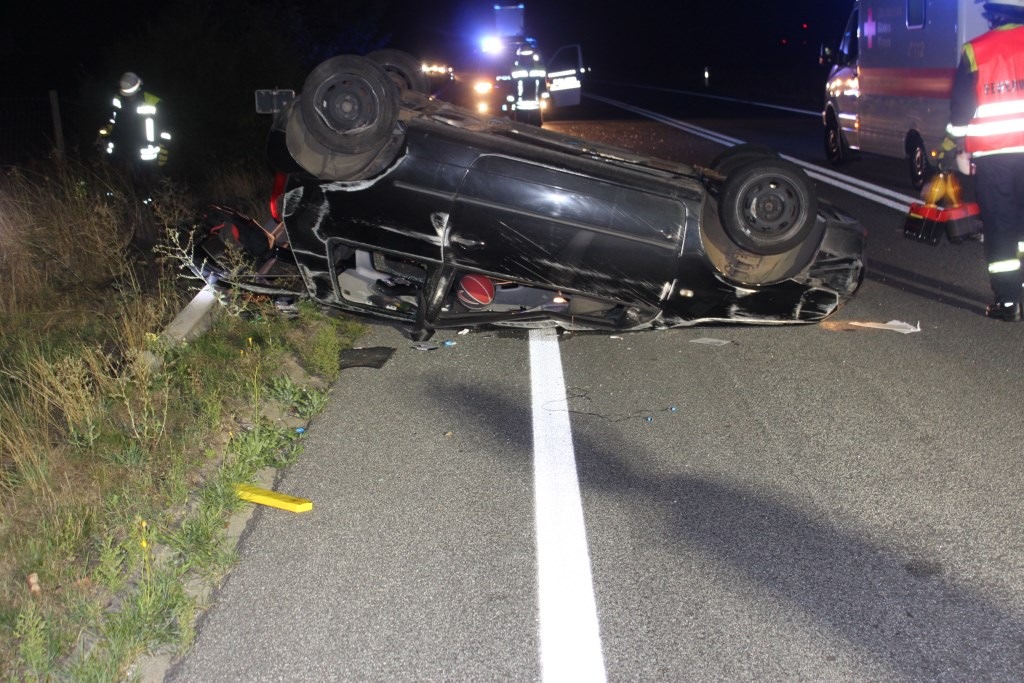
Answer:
[
  {"left": 849, "top": 320, "right": 921, "bottom": 334},
  {"left": 690, "top": 337, "right": 732, "bottom": 346}
]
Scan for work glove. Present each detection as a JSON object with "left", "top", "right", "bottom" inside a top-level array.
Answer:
[{"left": 931, "top": 135, "right": 960, "bottom": 161}]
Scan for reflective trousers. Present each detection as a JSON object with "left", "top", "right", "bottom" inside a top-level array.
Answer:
[{"left": 975, "top": 153, "right": 1024, "bottom": 301}]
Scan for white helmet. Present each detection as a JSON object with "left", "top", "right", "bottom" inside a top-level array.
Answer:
[
  {"left": 978, "top": 0, "right": 1024, "bottom": 26},
  {"left": 119, "top": 72, "right": 142, "bottom": 97},
  {"left": 979, "top": 0, "right": 1024, "bottom": 10}
]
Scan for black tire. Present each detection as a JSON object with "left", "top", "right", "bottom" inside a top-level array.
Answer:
[
  {"left": 907, "top": 133, "right": 930, "bottom": 190},
  {"left": 299, "top": 55, "right": 399, "bottom": 155},
  {"left": 710, "top": 143, "right": 779, "bottom": 176},
  {"left": 719, "top": 158, "right": 819, "bottom": 256},
  {"left": 824, "top": 111, "right": 848, "bottom": 165},
  {"left": 366, "top": 49, "right": 431, "bottom": 95}
]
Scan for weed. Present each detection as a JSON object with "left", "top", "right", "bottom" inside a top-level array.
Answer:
[
  {"left": 13, "top": 600, "right": 52, "bottom": 678},
  {"left": 94, "top": 536, "right": 129, "bottom": 593},
  {"left": 298, "top": 322, "right": 345, "bottom": 381},
  {"left": 286, "top": 301, "right": 366, "bottom": 381},
  {"left": 69, "top": 416, "right": 102, "bottom": 450},
  {"left": 105, "top": 441, "right": 150, "bottom": 469},
  {"left": 265, "top": 374, "right": 329, "bottom": 419},
  {"left": 163, "top": 506, "right": 234, "bottom": 577}
]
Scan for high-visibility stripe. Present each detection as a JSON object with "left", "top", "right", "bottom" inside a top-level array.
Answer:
[
  {"left": 967, "top": 118, "right": 1024, "bottom": 137},
  {"left": 964, "top": 43, "right": 978, "bottom": 72},
  {"left": 550, "top": 77, "right": 581, "bottom": 92},
  {"left": 973, "top": 144, "right": 1024, "bottom": 157},
  {"left": 988, "top": 259, "right": 1021, "bottom": 274},
  {"left": 859, "top": 66, "right": 955, "bottom": 99},
  {"left": 947, "top": 122, "right": 969, "bottom": 137},
  {"left": 977, "top": 99, "right": 1024, "bottom": 118}
]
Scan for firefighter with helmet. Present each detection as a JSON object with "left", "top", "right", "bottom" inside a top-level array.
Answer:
[
  {"left": 97, "top": 72, "right": 172, "bottom": 177},
  {"left": 944, "top": 0, "right": 1024, "bottom": 321}
]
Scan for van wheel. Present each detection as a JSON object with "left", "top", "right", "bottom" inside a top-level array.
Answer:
[
  {"left": 824, "top": 111, "right": 848, "bottom": 164},
  {"left": 907, "top": 134, "right": 930, "bottom": 190},
  {"left": 300, "top": 55, "right": 399, "bottom": 155},
  {"left": 719, "top": 158, "right": 819, "bottom": 255},
  {"left": 366, "top": 49, "right": 431, "bottom": 95},
  {"left": 710, "top": 143, "right": 779, "bottom": 176}
]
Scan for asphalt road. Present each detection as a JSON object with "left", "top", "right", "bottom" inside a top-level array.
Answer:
[{"left": 166, "top": 86, "right": 1024, "bottom": 681}]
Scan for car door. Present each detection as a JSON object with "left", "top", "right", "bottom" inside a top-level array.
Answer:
[
  {"left": 546, "top": 44, "right": 585, "bottom": 108},
  {"left": 446, "top": 154, "right": 684, "bottom": 307}
]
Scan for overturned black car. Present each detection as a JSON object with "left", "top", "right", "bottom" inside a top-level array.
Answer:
[{"left": 191, "top": 50, "right": 866, "bottom": 341}]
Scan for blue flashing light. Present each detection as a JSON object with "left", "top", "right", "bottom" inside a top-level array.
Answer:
[{"left": 481, "top": 35, "right": 503, "bottom": 53}]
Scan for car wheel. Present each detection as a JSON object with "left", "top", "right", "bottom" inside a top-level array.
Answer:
[
  {"left": 907, "top": 133, "right": 930, "bottom": 190},
  {"left": 366, "top": 49, "right": 431, "bottom": 95},
  {"left": 299, "top": 55, "right": 399, "bottom": 155},
  {"left": 719, "top": 158, "right": 819, "bottom": 256},
  {"left": 824, "top": 111, "right": 848, "bottom": 165},
  {"left": 709, "top": 143, "right": 779, "bottom": 176}
]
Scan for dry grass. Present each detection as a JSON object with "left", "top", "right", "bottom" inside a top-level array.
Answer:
[
  {"left": 0, "top": 156, "right": 359, "bottom": 679},
  {"left": 0, "top": 161, "right": 134, "bottom": 316}
]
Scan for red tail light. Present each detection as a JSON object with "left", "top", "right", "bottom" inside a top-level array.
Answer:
[{"left": 269, "top": 172, "right": 287, "bottom": 223}]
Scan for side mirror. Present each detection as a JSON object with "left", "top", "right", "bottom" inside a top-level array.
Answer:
[
  {"left": 255, "top": 89, "right": 296, "bottom": 114},
  {"left": 819, "top": 43, "right": 836, "bottom": 67}
]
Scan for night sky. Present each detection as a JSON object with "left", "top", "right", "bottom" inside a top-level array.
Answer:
[
  {"left": 0, "top": 0, "right": 853, "bottom": 167},
  {"left": 389, "top": 0, "right": 853, "bottom": 79},
  {"left": 4, "top": 0, "right": 853, "bottom": 90}
]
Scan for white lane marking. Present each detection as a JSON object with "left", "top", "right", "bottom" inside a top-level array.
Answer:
[
  {"left": 584, "top": 93, "right": 920, "bottom": 213},
  {"left": 529, "top": 328, "right": 607, "bottom": 683},
  {"left": 596, "top": 79, "right": 821, "bottom": 117}
]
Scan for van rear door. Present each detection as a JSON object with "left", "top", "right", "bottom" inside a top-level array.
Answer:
[{"left": 546, "top": 44, "right": 585, "bottom": 107}]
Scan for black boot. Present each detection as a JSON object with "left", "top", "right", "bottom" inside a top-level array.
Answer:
[{"left": 985, "top": 299, "right": 1023, "bottom": 322}]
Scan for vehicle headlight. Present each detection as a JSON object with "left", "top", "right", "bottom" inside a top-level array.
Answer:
[{"left": 473, "top": 81, "right": 493, "bottom": 95}]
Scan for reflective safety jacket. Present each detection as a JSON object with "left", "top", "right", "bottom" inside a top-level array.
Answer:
[
  {"left": 98, "top": 91, "right": 172, "bottom": 166},
  {"left": 947, "top": 24, "right": 1024, "bottom": 158}
]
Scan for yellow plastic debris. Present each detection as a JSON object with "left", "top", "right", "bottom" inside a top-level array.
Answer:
[{"left": 236, "top": 484, "right": 313, "bottom": 513}]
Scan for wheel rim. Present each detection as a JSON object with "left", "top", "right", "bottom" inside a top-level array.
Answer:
[
  {"left": 738, "top": 176, "right": 806, "bottom": 245},
  {"left": 313, "top": 75, "right": 380, "bottom": 135},
  {"left": 909, "top": 144, "right": 927, "bottom": 188},
  {"left": 826, "top": 124, "right": 842, "bottom": 162}
]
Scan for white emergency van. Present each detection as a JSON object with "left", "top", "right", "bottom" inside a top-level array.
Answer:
[{"left": 822, "top": 0, "right": 989, "bottom": 188}]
